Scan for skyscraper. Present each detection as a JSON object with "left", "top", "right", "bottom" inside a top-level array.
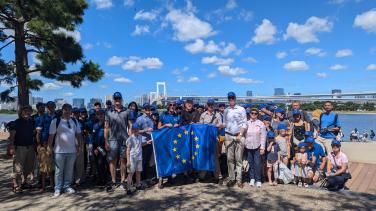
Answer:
[
  {"left": 274, "top": 88, "right": 285, "bottom": 96},
  {"left": 73, "top": 98, "right": 85, "bottom": 108},
  {"left": 332, "top": 89, "right": 342, "bottom": 99},
  {"left": 246, "top": 91, "right": 253, "bottom": 96}
]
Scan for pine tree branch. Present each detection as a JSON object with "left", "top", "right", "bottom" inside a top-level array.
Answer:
[{"left": 0, "top": 40, "right": 14, "bottom": 51}]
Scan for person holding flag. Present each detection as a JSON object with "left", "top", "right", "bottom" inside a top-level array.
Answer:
[{"left": 223, "top": 92, "right": 247, "bottom": 188}]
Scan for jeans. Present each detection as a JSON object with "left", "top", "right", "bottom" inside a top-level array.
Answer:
[
  {"left": 327, "top": 174, "right": 347, "bottom": 190},
  {"left": 245, "top": 147, "right": 262, "bottom": 182},
  {"left": 54, "top": 153, "right": 77, "bottom": 191}
]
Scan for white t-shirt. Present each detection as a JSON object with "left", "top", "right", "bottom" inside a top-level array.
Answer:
[
  {"left": 49, "top": 118, "right": 81, "bottom": 154},
  {"left": 126, "top": 135, "right": 143, "bottom": 161}
]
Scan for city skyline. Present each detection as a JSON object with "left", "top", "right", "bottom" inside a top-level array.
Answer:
[{"left": 1, "top": 0, "right": 376, "bottom": 102}]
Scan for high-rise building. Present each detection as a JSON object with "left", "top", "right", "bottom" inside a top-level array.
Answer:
[
  {"left": 88, "top": 98, "right": 102, "bottom": 109},
  {"left": 332, "top": 89, "right": 342, "bottom": 99},
  {"left": 73, "top": 98, "right": 85, "bottom": 108},
  {"left": 246, "top": 91, "right": 253, "bottom": 97},
  {"left": 54, "top": 98, "right": 65, "bottom": 109},
  {"left": 293, "top": 93, "right": 301, "bottom": 96},
  {"left": 274, "top": 88, "right": 285, "bottom": 96}
]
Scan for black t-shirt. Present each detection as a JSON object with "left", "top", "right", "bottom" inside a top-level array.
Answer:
[
  {"left": 180, "top": 109, "right": 200, "bottom": 125},
  {"left": 9, "top": 118, "right": 35, "bottom": 146}
]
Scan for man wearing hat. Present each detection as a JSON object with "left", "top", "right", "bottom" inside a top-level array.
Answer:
[
  {"left": 36, "top": 101, "right": 56, "bottom": 147},
  {"left": 135, "top": 103, "right": 155, "bottom": 184},
  {"left": 181, "top": 98, "right": 200, "bottom": 125},
  {"left": 287, "top": 101, "right": 311, "bottom": 123},
  {"left": 198, "top": 99, "right": 224, "bottom": 183},
  {"left": 104, "top": 92, "right": 132, "bottom": 192},
  {"left": 271, "top": 107, "right": 289, "bottom": 131},
  {"left": 305, "top": 137, "right": 327, "bottom": 183},
  {"left": 9, "top": 105, "right": 36, "bottom": 193},
  {"left": 223, "top": 92, "right": 247, "bottom": 188},
  {"left": 105, "top": 100, "right": 112, "bottom": 111}
]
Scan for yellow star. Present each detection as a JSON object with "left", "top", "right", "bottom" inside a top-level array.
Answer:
[
  {"left": 173, "top": 147, "right": 177, "bottom": 152},
  {"left": 194, "top": 151, "right": 198, "bottom": 155},
  {"left": 184, "top": 130, "right": 188, "bottom": 135},
  {"left": 173, "top": 140, "right": 177, "bottom": 144},
  {"left": 191, "top": 155, "right": 195, "bottom": 160},
  {"left": 191, "top": 131, "right": 194, "bottom": 135},
  {"left": 194, "top": 136, "right": 199, "bottom": 141},
  {"left": 196, "top": 144, "right": 200, "bottom": 149},
  {"left": 177, "top": 133, "right": 182, "bottom": 138},
  {"left": 176, "top": 154, "right": 180, "bottom": 159},
  {"left": 182, "top": 159, "right": 186, "bottom": 164}
]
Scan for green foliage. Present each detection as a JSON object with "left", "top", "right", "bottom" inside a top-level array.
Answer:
[{"left": 0, "top": 0, "right": 104, "bottom": 106}]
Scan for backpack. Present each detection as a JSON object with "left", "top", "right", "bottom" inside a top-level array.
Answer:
[{"left": 52, "top": 117, "right": 78, "bottom": 145}]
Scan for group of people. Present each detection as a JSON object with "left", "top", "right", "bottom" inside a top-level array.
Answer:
[
  {"left": 350, "top": 128, "right": 375, "bottom": 141},
  {"left": 8, "top": 91, "right": 351, "bottom": 197}
]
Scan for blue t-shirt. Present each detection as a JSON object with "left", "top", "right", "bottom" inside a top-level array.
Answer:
[
  {"left": 136, "top": 113, "right": 154, "bottom": 142},
  {"left": 159, "top": 112, "right": 181, "bottom": 125},
  {"left": 307, "top": 142, "right": 326, "bottom": 168},
  {"left": 37, "top": 113, "right": 55, "bottom": 143},
  {"left": 320, "top": 112, "right": 341, "bottom": 139},
  {"left": 92, "top": 122, "right": 105, "bottom": 147},
  {"left": 267, "top": 143, "right": 280, "bottom": 162}
]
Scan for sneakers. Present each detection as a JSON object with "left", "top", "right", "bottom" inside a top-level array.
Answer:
[
  {"left": 65, "top": 187, "right": 76, "bottom": 194},
  {"left": 119, "top": 182, "right": 127, "bottom": 191},
  {"left": 53, "top": 190, "right": 61, "bottom": 198},
  {"left": 298, "top": 182, "right": 303, "bottom": 187},
  {"left": 249, "top": 179, "right": 255, "bottom": 187},
  {"left": 226, "top": 180, "right": 236, "bottom": 187},
  {"left": 256, "top": 182, "right": 262, "bottom": 188},
  {"left": 106, "top": 183, "right": 116, "bottom": 192}
]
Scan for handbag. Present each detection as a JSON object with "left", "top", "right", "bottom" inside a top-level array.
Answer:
[{"left": 331, "top": 152, "right": 352, "bottom": 180}]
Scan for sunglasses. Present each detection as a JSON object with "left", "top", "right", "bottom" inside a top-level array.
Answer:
[
  {"left": 251, "top": 112, "right": 258, "bottom": 115},
  {"left": 168, "top": 104, "right": 176, "bottom": 107}
]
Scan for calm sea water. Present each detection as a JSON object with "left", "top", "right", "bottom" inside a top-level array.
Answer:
[{"left": 1, "top": 113, "right": 375, "bottom": 140}]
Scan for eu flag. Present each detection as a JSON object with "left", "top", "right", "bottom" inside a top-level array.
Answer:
[{"left": 152, "top": 124, "right": 218, "bottom": 178}]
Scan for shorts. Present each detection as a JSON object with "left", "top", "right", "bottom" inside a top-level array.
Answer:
[
  {"left": 267, "top": 160, "right": 277, "bottom": 168},
  {"left": 127, "top": 159, "right": 142, "bottom": 173},
  {"left": 107, "top": 140, "right": 126, "bottom": 162},
  {"left": 12, "top": 146, "right": 36, "bottom": 180}
]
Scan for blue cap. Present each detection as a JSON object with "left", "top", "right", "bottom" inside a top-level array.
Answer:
[
  {"left": 260, "top": 115, "right": 272, "bottom": 122},
  {"left": 246, "top": 109, "right": 251, "bottom": 114},
  {"left": 72, "top": 107, "right": 79, "bottom": 114},
  {"left": 218, "top": 103, "right": 225, "bottom": 107},
  {"left": 243, "top": 103, "right": 252, "bottom": 109},
  {"left": 150, "top": 105, "right": 156, "bottom": 111},
  {"left": 258, "top": 103, "right": 268, "bottom": 110},
  {"left": 132, "top": 123, "right": 140, "bottom": 130},
  {"left": 267, "top": 131, "right": 276, "bottom": 139},
  {"left": 275, "top": 108, "right": 285, "bottom": 114},
  {"left": 331, "top": 139, "right": 341, "bottom": 146},
  {"left": 89, "top": 109, "right": 96, "bottom": 116},
  {"left": 46, "top": 101, "right": 55, "bottom": 106},
  {"left": 143, "top": 103, "right": 151, "bottom": 109},
  {"left": 79, "top": 108, "right": 87, "bottom": 113},
  {"left": 207, "top": 99, "right": 215, "bottom": 105},
  {"left": 298, "top": 142, "right": 308, "bottom": 148},
  {"left": 305, "top": 137, "right": 315, "bottom": 143},
  {"left": 227, "top": 92, "right": 236, "bottom": 98},
  {"left": 185, "top": 98, "right": 193, "bottom": 103},
  {"left": 267, "top": 105, "right": 276, "bottom": 112},
  {"left": 113, "top": 92, "right": 122, "bottom": 99},
  {"left": 277, "top": 123, "right": 288, "bottom": 130},
  {"left": 292, "top": 109, "right": 301, "bottom": 115},
  {"left": 305, "top": 131, "right": 314, "bottom": 137}
]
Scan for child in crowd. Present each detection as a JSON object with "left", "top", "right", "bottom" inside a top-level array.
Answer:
[
  {"left": 266, "top": 131, "right": 280, "bottom": 186},
  {"left": 294, "top": 142, "right": 309, "bottom": 187},
  {"left": 37, "top": 145, "right": 54, "bottom": 191},
  {"left": 275, "top": 124, "right": 290, "bottom": 166},
  {"left": 92, "top": 109, "right": 107, "bottom": 186},
  {"left": 126, "top": 123, "right": 143, "bottom": 195}
]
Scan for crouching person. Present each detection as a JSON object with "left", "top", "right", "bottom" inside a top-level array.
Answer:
[{"left": 326, "top": 140, "right": 351, "bottom": 191}]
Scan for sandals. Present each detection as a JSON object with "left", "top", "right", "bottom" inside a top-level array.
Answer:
[{"left": 13, "top": 186, "right": 22, "bottom": 194}]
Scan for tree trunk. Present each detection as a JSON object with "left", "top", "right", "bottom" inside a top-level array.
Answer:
[{"left": 14, "top": 21, "right": 28, "bottom": 108}]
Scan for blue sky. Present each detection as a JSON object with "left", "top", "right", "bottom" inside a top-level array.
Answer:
[{"left": 1, "top": 0, "right": 376, "bottom": 103}]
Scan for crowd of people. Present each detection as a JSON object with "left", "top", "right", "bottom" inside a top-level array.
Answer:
[{"left": 8, "top": 91, "right": 351, "bottom": 197}]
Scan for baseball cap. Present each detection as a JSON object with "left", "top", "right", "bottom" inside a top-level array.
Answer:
[
  {"left": 89, "top": 109, "right": 96, "bottom": 116},
  {"left": 62, "top": 103, "right": 72, "bottom": 110},
  {"left": 227, "top": 92, "right": 236, "bottom": 98},
  {"left": 267, "top": 131, "right": 276, "bottom": 139},
  {"left": 36, "top": 102, "right": 45, "bottom": 108},
  {"left": 79, "top": 108, "right": 87, "bottom": 113},
  {"left": 258, "top": 103, "right": 268, "bottom": 110},
  {"left": 106, "top": 100, "right": 112, "bottom": 106},
  {"left": 207, "top": 99, "right": 215, "bottom": 105},
  {"left": 277, "top": 123, "right": 288, "bottom": 130},
  {"left": 292, "top": 109, "right": 301, "bottom": 115},
  {"left": 113, "top": 92, "right": 122, "bottom": 99},
  {"left": 243, "top": 103, "right": 252, "bottom": 109},
  {"left": 260, "top": 115, "right": 272, "bottom": 122},
  {"left": 46, "top": 101, "right": 55, "bottom": 107},
  {"left": 132, "top": 123, "right": 140, "bottom": 130},
  {"left": 72, "top": 107, "right": 79, "bottom": 114},
  {"left": 305, "top": 137, "right": 315, "bottom": 143},
  {"left": 218, "top": 103, "right": 225, "bottom": 107},
  {"left": 267, "top": 105, "right": 276, "bottom": 112},
  {"left": 143, "top": 103, "right": 151, "bottom": 109},
  {"left": 275, "top": 108, "right": 285, "bottom": 114},
  {"left": 331, "top": 140, "right": 341, "bottom": 146},
  {"left": 185, "top": 98, "right": 193, "bottom": 103},
  {"left": 298, "top": 142, "right": 308, "bottom": 148}
]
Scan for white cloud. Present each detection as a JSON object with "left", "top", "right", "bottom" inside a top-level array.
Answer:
[
  {"left": 42, "top": 82, "right": 61, "bottom": 90},
  {"left": 107, "top": 56, "right": 124, "bottom": 66},
  {"left": 103, "top": 42, "right": 112, "bottom": 48},
  {"left": 305, "top": 47, "right": 326, "bottom": 57},
  {"left": 134, "top": 10, "right": 159, "bottom": 21},
  {"left": 226, "top": 0, "right": 237, "bottom": 10},
  {"left": 172, "top": 66, "right": 189, "bottom": 75},
  {"left": 366, "top": 64, "right": 376, "bottom": 70},
  {"left": 284, "top": 16, "right": 333, "bottom": 43},
  {"left": 207, "top": 72, "right": 217, "bottom": 78},
  {"left": 202, "top": 56, "right": 234, "bottom": 66},
  {"left": 251, "top": 19, "right": 277, "bottom": 45},
  {"left": 238, "top": 10, "right": 253, "bottom": 21},
  {"left": 330, "top": 64, "right": 347, "bottom": 71},
  {"left": 63, "top": 92, "right": 74, "bottom": 97},
  {"left": 218, "top": 66, "right": 247, "bottom": 76},
  {"left": 165, "top": 8, "right": 216, "bottom": 41},
  {"left": 54, "top": 28, "right": 81, "bottom": 42},
  {"left": 93, "top": 0, "right": 113, "bottom": 9},
  {"left": 284, "top": 61, "right": 309, "bottom": 71},
  {"left": 83, "top": 43, "right": 94, "bottom": 50},
  {"left": 132, "top": 25, "right": 150, "bottom": 36},
  {"left": 122, "top": 57, "right": 163, "bottom": 72},
  {"left": 124, "top": 0, "right": 134, "bottom": 7},
  {"left": 177, "top": 75, "right": 184, "bottom": 83},
  {"left": 242, "top": 57, "right": 258, "bottom": 63},
  {"left": 316, "top": 72, "right": 328, "bottom": 78},
  {"left": 335, "top": 49, "right": 353, "bottom": 57},
  {"left": 232, "top": 77, "right": 263, "bottom": 84},
  {"left": 354, "top": 9, "right": 376, "bottom": 33},
  {"left": 276, "top": 51, "right": 287, "bottom": 59},
  {"left": 187, "top": 76, "right": 200, "bottom": 83},
  {"left": 184, "top": 39, "right": 237, "bottom": 55},
  {"left": 114, "top": 77, "right": 132, "bottom": 83}
]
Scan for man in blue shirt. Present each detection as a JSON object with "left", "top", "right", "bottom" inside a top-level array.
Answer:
[
  {"left": 36, "top": 101, "right": 56, "bottom": 146},
  {"left": 305, "top": 137, "right": 327, "bottom": 183},
  {"left": 317, "top": 101, "right": 341, "bottom": 154}
]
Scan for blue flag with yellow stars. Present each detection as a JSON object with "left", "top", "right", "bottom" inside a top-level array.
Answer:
[{"left": 152, "top": 124, "right": 218, "bottom": 178}]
